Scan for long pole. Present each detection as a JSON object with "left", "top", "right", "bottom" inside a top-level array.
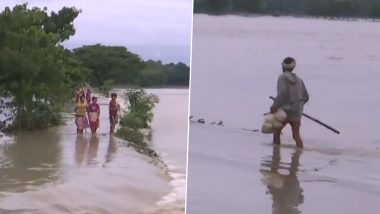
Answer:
[{"left": 269, "top": 96, "right": 340, "bottom": 134}]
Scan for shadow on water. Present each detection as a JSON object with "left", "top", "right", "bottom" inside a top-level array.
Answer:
[
  {"left": 0, "top": 129, "right": 62, "bottom": 192},
  {"left": 260, "top": 146, "right": 304, "bottom": 214}
]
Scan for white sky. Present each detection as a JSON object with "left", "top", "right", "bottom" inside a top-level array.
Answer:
[{"left": 0, "top": 0, "right": 193, "bottom": 64}]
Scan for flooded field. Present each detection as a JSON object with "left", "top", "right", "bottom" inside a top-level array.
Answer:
[
  {"left": 187, "top": 15, "right": 380, "bottom": 214},
  {"left": 0, "top": 89, "right": 188, "bottom": 214}
]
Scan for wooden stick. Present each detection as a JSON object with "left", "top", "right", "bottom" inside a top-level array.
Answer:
[{"left": 269, "top": 96, "right": 340, "bottom": 134}]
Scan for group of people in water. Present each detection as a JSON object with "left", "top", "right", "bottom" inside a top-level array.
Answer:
[{"left": 74, "top": 88, "right": 120, "bottom": 135}]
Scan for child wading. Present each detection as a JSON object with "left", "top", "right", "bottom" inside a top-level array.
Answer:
[
  {"left": 88, "top": 96, "right": 100, "bottom": 134},
  {"left": 109, "top": 93, "right": 120, "bottom": 134},
  {"left": 75, "top": 95, "right": 89, "bottom": 134},
  {"left": 270, "top": 57, "right": 309, "bottom": 148}
]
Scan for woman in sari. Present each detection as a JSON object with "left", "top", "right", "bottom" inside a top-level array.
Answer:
[
  {"left": 88, "top": 96, "right": 100, "bottom": 134},
  {"left": 75, "top": 95, "right": 89, "bottom": 134}
]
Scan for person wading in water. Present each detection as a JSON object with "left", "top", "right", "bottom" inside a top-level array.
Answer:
[
  {"left": 88, "top": 96, "right": 100, "bottom": 134},
  {"left": 75, "top": 95, "right": 89, "bottom": 134},
  {"left": 109, "top": 93, "right": 120, "bottom": 134},
  {"left": 270, "top": 57, "right": 309, "bottom": 148}
]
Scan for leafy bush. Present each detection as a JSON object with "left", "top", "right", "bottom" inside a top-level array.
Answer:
[
  {"left": 10, "top": 101, "right": 62, "bottom": 131},
  {"left": 125, "top": 89, "right": 159, "bottom": 129},
  {"left": 119, "top": 111, "right": 145, "bottom": 130},
  {"left": 116, "top": 89, "right": 165, "bottom": 168},
  {"left": 116, "top": 127, "right": 145, "bottom": 145}
]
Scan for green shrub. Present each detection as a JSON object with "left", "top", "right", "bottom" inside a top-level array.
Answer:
[
  {"left": 125, "top": 89, "right": 159, "bottom": 128},
  {"left": 11, "top": 101, "right": 62, "bottom": 130},
  {"left": 119, "top": 112, "right": 145, "bottom": 130}
]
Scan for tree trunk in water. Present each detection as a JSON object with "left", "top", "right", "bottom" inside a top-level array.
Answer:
[{"left": 25, "top": 96, "right": 33, "bottom": 130}]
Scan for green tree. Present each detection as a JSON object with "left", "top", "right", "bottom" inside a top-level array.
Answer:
[
  {"left": 369, "top": 3, "right": 380, "bottom": 19},
  {"left": 0, "top": 4, "right": 82, "bottom": 130},
  {"left": 73, "top": 46, "right": 190, "bottom": 88},
  {"left": 194, "top": 0, "right": 210, "bottom": 13},
  {"left": 73, "top": 45, "right": 144, "bottom": 87},
  {"left": 164, "top": 62, "right": 190, "bottom": 85},
  {"left": 232, "top": 0, "right": 262, "bottom": 13},
  {"left": 139, "top": 60, "right": 166, "bottom": 87},
  {"left": 207, "top": 0, "right": 229, "bottom": 14}
]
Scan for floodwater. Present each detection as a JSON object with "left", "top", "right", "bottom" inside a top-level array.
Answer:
[
  {"left": 187, "top": 15, "right": 380, "bottom": 214},
  {"left": 142, "top": 88, "right": 189, "bottom": 214},
  {"left": 0, "top": 88, "right": 188, "bottom": 214}
]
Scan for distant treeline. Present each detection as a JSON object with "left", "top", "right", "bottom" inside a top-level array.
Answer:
[
  {"left": 194, "top": 0, "right": 380, "bottom": 19},
  {"left": 73, "top": 45, "right": 190, "bottom": 88}
]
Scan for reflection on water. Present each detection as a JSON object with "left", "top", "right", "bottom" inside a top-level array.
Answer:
[
  {"left": 87, "top": 135, "right": 99, "bottom": 165},
  {"left": 0, "top": 129, "right": 61, "bottom": 192},
  {"left": 75, "top": 135, "right": 88, "bottom": 166},
  {"left": 105, "top": 136, "right": 118, "bottom": 164},
  {"left": 75, "top": 135, "right": 109, "bottom": 166},
  {"left": 261, "top": 146, "right": 304, "bottom": 214}
]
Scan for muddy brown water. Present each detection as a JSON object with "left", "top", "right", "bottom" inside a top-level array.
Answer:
[
  {"left": 187, "top": 15, "right": 380, "bottom": 214},
  {"left": 0, "top": 89, "right": 188, "bottom": 214}
]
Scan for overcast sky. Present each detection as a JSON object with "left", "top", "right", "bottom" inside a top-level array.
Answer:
[{"left": 0, "top": 0, "right": 193, "bottom": 64}]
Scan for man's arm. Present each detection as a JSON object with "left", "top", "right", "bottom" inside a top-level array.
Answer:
[
  {"left": 270, "top": 75, "right": 287, "bottom": 113},
  {"left": 301, "top": 80, "right": 309, "bottom": 103}
]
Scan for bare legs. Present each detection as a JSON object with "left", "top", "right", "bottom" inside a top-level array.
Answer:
[
  {"left": 110, "top": 116, "right": 116, "bottom": 134},
  {"left": 290, "top": 121, "right": 304, "bottom": 148},
  {"left": 273, "top": 121, "right": 303, "bottom": 148}
]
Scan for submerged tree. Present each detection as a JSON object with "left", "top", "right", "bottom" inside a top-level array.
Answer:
[{"left": 0, "top": 4, "right": 83, "bottom": 130}]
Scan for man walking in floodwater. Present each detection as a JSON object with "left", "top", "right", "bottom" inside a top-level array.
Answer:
[{"left": 270, "top": 57, "right": 309, "bottom": 148}]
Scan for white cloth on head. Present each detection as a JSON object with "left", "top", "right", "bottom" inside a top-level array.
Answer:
[{"left": 282, "top": 60, "right": 296, "bottom": 71}]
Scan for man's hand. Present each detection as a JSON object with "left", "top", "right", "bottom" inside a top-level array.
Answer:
[{"left": 270, "top": 106, "right": 277, "bottom": 114}]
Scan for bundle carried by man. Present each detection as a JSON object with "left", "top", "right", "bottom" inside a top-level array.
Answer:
[{"left": 261, "top": 108, "right": 287, "bottom": 134}]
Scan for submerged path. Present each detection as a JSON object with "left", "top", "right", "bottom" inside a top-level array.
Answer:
[{"left": 0, "top": 93, "right": 171, "bottom": 214}]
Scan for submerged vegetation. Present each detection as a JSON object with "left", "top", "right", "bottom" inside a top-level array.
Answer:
[
  {"left": 116, "top": 89, "right": 166, "bottom": 168},
  {"left": 0, "top": 4, "right": 84, "bottom": 131},
  {"left": 0, "top": 4, "right": 189, "bottom": 131}
]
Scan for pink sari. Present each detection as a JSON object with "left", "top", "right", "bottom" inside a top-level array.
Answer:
[{"left": 76, "top": 116, "right": 89, "bottom": 130}]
